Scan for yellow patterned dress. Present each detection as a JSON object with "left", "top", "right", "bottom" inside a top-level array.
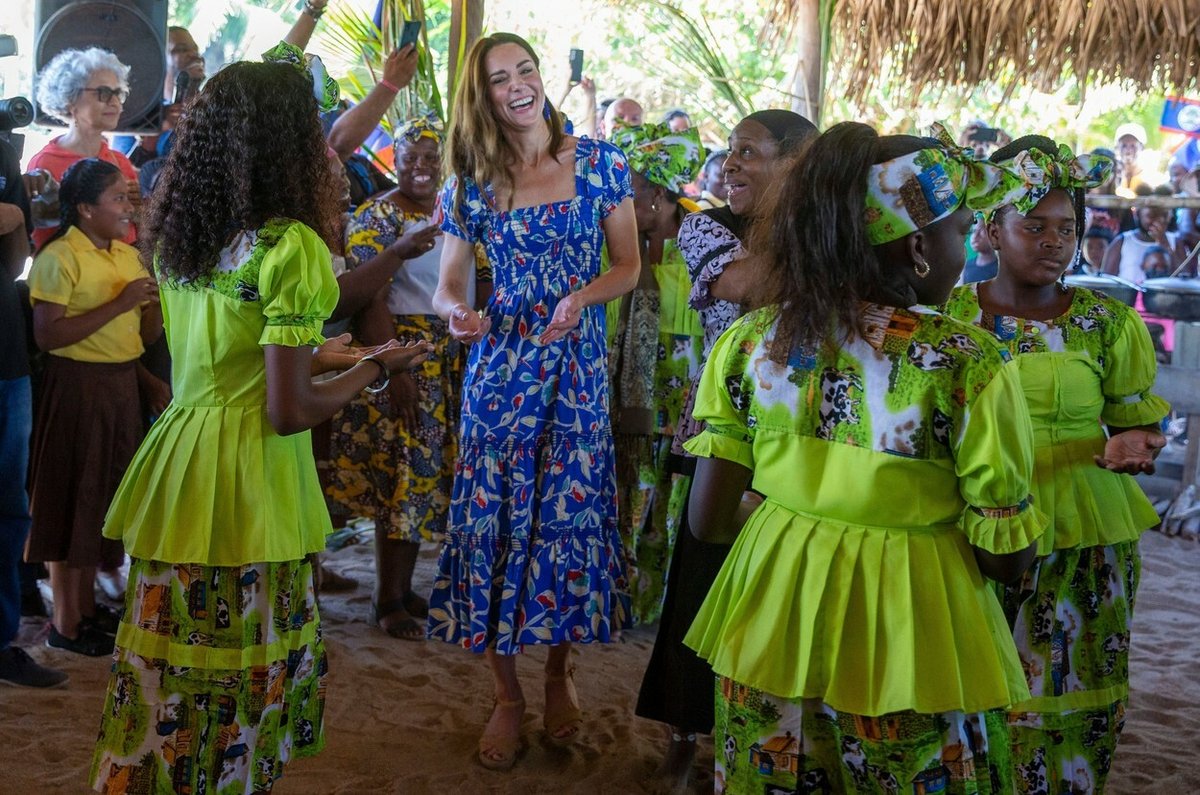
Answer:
[{"left": 326, "top": 197, "right": 487, "bottom": 541}]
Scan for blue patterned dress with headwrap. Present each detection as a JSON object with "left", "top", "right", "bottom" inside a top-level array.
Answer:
[{"left": 426, "top": 137, "right": 633, "bottom": 654}]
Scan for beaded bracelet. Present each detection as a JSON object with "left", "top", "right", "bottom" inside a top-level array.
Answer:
[
  {"left": 360, "top": 355, "right": 391, "bottom": 394},
  {"left": 302, "top": 0, "right": 325, "bottom": 20}
]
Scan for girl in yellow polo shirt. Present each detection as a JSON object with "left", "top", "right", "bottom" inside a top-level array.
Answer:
[{"left": 26, "top": 158, "right": 162, "bottom": 656}]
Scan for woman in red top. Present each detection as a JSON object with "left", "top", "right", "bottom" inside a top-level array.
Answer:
[{"left": 31, "top": 47, "right": 139, "bottom": 251}]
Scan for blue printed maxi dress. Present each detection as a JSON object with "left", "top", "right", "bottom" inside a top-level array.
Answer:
[{"left": 427, "top": 137, "right": 633, "bottom": 655}]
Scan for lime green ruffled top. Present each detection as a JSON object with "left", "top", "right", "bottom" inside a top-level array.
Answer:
[
  {"left": 683, "top": 304, "right": 1047, "bottom": 716},
  {"left": 944, "top": 284, "right": 1169, "bottom": 553},
  {"left": 103, "top": 220, "right": 339, "bottom": 565}
]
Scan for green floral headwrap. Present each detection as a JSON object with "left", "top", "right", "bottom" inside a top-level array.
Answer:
[
  {"left": 395, "top": 113, "right": 444, "bottom": 146},
  {"left": 989, "top": 145, "right": 1113, "bottom": 219},
  {"left": 864, "top": 123, "right": 1026, "bottom": 245},
  {"left": 261, "top": 41, "right": 340, "bottom": 113},
  {"left": 609, "top": 122, "right": 704, "bottom": 195}
]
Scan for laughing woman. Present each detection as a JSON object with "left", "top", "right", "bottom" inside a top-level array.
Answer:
[
  {"left": 428, "top": 33, "right": 639, "bottom": 771},
  {"left": 944, "top": 137, "right": 1169, "bottom": 794}
]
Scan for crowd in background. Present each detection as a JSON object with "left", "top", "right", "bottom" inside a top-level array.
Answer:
[{"left": 0, "top": 3, "right": 1183, "bottom": 793}]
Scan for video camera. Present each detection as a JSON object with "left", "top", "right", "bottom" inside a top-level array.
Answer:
[{"left": 0, "top": 35, "right": 33, "bottom": 160}]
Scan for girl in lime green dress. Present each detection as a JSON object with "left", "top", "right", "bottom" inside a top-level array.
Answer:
[
  {"left": 89, "top": 55, "right": 432, "bottom": 794},
  {"left": 683, "top": 122, "right": 1047, "bottom": 794},
  {"left": 944, "top": 137, "right": 1168, "bottom": 794}
]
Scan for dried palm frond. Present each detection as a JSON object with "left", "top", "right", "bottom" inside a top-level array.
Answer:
[{"left": 821, "top": 0, "right": 1200, "bottom": 107}]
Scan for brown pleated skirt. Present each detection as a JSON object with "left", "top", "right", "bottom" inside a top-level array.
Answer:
[{"left": 26, "top": 355, "right": 142, "bottom": 566}]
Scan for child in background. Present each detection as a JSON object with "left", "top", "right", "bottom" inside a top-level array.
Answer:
[
  {"left": 25, "top": 158, "right": 162, "bottom": 656},
  {"left": 1082, "top": 227, "right": 1114, "bottom": 273}
]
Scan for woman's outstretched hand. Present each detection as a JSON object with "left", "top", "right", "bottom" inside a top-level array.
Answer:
[
  {"left": 1094, "top": 429, "right": 1167, "bottom": 474},
  {"left": 372, "top": 338, "right": 435, "bottom": 371},
  {"left": 449, "top": 303, "right": 491, "bottom": 345},
  {"left": 311, "top": 333, "right": 363, "bottom": 375},
  {"left": 540, "top": 293, "right": 582, "bottom": 345}
]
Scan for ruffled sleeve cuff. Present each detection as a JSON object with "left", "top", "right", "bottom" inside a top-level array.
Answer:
[
  {"left": 682, "top": 425, "right": 754, "bottom": 470},
  {"left": 259, "top": 315, "right": 326, "bottom": 348},
  {"left": 960, "top": 496, "right": 1048, "bottom": 554},
  {"left": 1101, "top": 391, "right": 1170, "bottom": 429}
]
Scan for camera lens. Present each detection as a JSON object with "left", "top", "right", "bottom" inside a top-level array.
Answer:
[{"left": 0, "top": 96, "right": 34, "bottom": 131}]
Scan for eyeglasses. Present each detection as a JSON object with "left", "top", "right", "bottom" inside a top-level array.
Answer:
[{"left": 80, "top": 86, "right": 128, "bottom": 104}]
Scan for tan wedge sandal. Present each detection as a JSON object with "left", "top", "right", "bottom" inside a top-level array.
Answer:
[
  {"left": 543, "top": 666, "right": 583, "bottom": 747},
  {"left": 478, "top": 696, "right": 525, "bottom": 771}
]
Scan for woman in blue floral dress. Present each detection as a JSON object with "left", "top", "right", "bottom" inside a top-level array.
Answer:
[{"left": 426, "top": 33, "right": 640, "bottom": 771}]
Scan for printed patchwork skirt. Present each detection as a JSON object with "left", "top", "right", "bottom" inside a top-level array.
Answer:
[
  {"left": 90, "top": 557, "right": 327, "bottom": 794},
  {"left": 326, "top": 314, "right": 461, "bottom": 542},
  {"left": 1001, "top": 540, "right": 1140, "bottom": 793},
  {"left": 714, "top": 678, "right": 1013, "bottom": 794}
]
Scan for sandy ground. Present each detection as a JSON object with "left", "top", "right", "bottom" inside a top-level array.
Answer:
[{"left": 2, "top": 529, "right": 1195, "bottom": 793}]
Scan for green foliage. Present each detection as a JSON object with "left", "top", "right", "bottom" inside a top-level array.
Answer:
[{"left": 318, "top": 1, "right": 453, "bottom": 126}]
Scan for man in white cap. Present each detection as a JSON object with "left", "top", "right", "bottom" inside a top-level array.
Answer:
[{"left": 1114, "top": 122, "right": 1149, "bottom": 196}]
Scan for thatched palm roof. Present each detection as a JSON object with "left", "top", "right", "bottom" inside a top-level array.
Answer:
[{"left": 770, "top": 0, "right": 1200, "bottom": 105}]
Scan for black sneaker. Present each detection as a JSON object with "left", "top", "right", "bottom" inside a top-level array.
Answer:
[
  {"left": 0, "top": 646, "right": 69, "bottom": 688},
  {"left": 46, "top": 623, "right": 115, "bottom": 657}
]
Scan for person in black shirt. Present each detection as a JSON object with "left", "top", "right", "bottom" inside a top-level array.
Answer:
[{"left": 0, "top": 138, "right": 67, "bottom": 687}]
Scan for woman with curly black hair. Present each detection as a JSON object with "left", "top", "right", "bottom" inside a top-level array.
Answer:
[{"left": 89, "top": 56, "right": 432, "bottom": 793}]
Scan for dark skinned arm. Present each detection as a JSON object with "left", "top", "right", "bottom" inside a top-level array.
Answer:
[
  {"left": 688, "top": 456, "right": 753, "bottom": 544},
  {"left": 263, "top": 339, "right": 431, "bottom": 436},
  {"left": 1096, "top": 423, "right": 1167, "bottom": 474},
  {"left": 140, "top": 299, "right": 163, "bottom": 346},
  {"left": 31, "top": 277, "right": 156, "bottom": 351}
]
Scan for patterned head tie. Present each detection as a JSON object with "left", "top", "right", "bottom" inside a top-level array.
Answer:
[
  {"left": 609, "top": 122, "right": 704, "bottom": 195},
  {"left": 261, "top": 41, "right": 340, "bottom": 113},
  {"left": 395, "top": 112, "right": 444, "bottom": 146},
  {"left": 863, "top": 122, "right": 1025, "bottom": 246},
  {"left": 989, "top": 145, "right": 1113, "bottom": 219}
]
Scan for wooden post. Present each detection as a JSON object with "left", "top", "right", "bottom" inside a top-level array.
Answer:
[
  {"left": 790, "top": 0, "right": 823, "bottom": 123},
  {"left": 447, "top": 0, "right": 483, "bottom": 111}
]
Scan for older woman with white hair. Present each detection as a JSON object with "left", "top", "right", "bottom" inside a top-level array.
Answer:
[{"left": 30, "top": 47, "right": 140, "bottom": 251}]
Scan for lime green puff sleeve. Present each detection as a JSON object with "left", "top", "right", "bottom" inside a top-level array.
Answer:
[
  {"left": 257, "top": 222, "right": 339, "bottom": 348},
  {"left": 1100, "top": 306, "right": 1170, "bottom": 429},
  {"left": 955, "top": 357, "right": 1049, "bottom": 554},
  {"left": 682, "top": 315, "right": 756, "bottom": 470}
]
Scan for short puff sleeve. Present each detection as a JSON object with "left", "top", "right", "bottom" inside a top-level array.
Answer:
[
  {"left": 682, "top": 314, "right": 757, "bottom": 470},
  {"left": 26, "top": 243, "right": 79, "bottom": 306},
  {"left": 955, "top": 358, "right": 1048, "bottom": 553},
  {"left": 1100, "top": 307, "right": 1170, "bottom": 428},
  {"left": 678, "top": 211, "right": 744, "bottom": 310},
  {"left": 439, "top": 174, "right": 485, "bottom": 243},
  {"left": 257, "top": 222, "right": 338, "bottom": 347},
  {"left": 585, "top": 139, "right": 633, "bottom": 219}
]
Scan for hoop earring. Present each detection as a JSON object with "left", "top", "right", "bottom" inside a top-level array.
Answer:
[{"left": 913, "top": 257, "right": 931, "bottom": 278}]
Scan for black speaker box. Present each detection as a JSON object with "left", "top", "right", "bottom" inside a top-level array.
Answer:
[{"left": 34, "top": 0, "right": 168, "bottom": 133}]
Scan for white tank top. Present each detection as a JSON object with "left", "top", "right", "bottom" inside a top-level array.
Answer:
[
  {"left": 385, "top": 218, "right": 476, "bottom": 315},
  {"left": 1116, "top": 230, "right": 1177, "bottom": 284}
]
